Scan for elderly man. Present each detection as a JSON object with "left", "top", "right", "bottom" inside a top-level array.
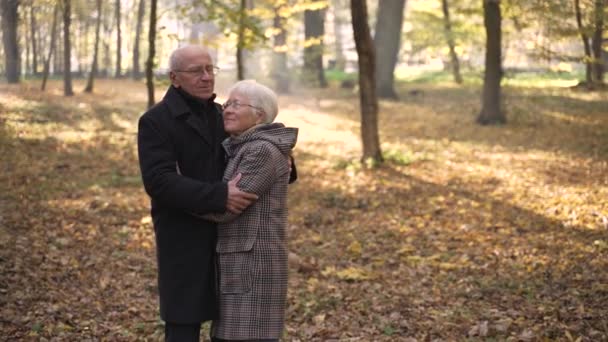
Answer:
[{"left": 137, "top": 45, "right": 258, "bottom": 341}]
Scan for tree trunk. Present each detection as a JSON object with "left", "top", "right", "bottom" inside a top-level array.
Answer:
[
  {"left": 441, "top": 0, "right": 463, "bottom": 84},
  {"left": 477, "top": 0, "right": 504, "bottom": 125},
  {"left": 1, "top": 0, "right": 20, "bottom": 83},
  {"left": 374, "top": 0, "right": 405, "bottom": 99},
  {"left": 331, "top": 0, "right": 346, "bottom": 71},
  {"left": 303, "top": 3, "right": 328, "bottom": 87},
  {"left": 272, "top": 4, "right": 290, "bottom": 94},
  {"left": 25, "top": 7, "right": 30, "bottom": 75},
  {"left": 237, "top": 0, "right": 246, "bottom": 80},
  {"left": 77, "top": 17, "right": 89, "bottom": 75},
  {"left": 85, "top": 0, "right": 103, "bottom": 93},
  {"left": 30, "top": 5, "right": 39, "bottom": 75},
  {"left": 132, "top": 0, "right": 145, "bottom": 79},
  {"left": 62, "top": 0, "right": 74, "bottom": 96},
  {"left": 41, "top": 4, "right": 59, "bottom": 91},
  {"left": 591, "top": 0, "right": 604, "bottom": 83},
  {"left": 115, "top": 0, "right": 122, "bottom": 78},
  {"left": 102, "top": 9, "right": 112, "bottom": 77},
  {"left": 351, "top": 0, "right": 383, "bottom": 165},
  {"left": 54, "top": 21, "right": 63, "bottom": 76},
  {"left": 574, "top": 0, "right": 593, "bottom": 87},
  {"left": 146, "top": 0, "right": 157, "bottom": 108},
  {"left": 242, "top": 0, "right": 257, "bottom": 79},
  {"left": 37, "top": 7, "right": 46, "bottom": 75}
]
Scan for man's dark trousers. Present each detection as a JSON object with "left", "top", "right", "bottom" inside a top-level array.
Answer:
[{"left": 165, "top": 322, "right": 201, "bottom": 342}]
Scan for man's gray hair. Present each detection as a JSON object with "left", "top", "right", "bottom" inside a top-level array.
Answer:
[
  {"left": 168, "top": 45, "right": 213, "bottom": 71},
  {"left": 228, "top": 80, "right": 279, "bottom": 124}
]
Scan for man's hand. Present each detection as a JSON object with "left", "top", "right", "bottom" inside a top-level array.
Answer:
[{"left": 226, "top": 173, "right": 258, "bottom": 214}]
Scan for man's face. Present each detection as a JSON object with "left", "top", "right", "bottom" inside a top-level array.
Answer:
[{"left": 169, "top": 50, "right": 216, "bottom": 100}]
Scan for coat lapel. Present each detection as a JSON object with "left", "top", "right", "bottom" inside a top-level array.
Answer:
[
  {"left": 184, "top": 114, "right": 212, "bottom": 146},
  {"left": 163, "top": 86, "right": 215, "bottom": 147}
]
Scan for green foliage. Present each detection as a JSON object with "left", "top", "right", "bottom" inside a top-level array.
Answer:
[
  {"left": 399, "top": 70, "right": 482, "bottom": 85},
  {"left": 383, "top": 149, "right": 416, "bottom": 166},
  {"left": 382, "top": 325, "right": 396, "bottom": 336},
  {"left": 325, "top": 69, "right": 357, "bottom": 82},
  {"left": 333, "top": 157, "right": 362, "bottom": 171},
  {"left": 31, "top": 322, "right": 44, "bottom": 334},
  {"left": 180, "top": 0, "right": 268, "bottom": 49},
  {"left": 404, "top": 0, "right": 484, "bottom": 59}
]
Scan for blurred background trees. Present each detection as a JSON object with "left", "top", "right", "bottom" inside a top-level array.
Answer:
[
  {"left": 0, "top": 0, "right": 606, "bottom": 160},
  {"left": 1, "top": 0, "right": 604, "bottom": 88}
]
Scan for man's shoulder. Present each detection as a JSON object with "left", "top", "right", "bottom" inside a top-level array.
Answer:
[{"left": 140, "top": 99, "right": 172, "bottom": 124}]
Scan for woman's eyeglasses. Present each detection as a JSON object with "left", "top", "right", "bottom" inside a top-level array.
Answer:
[{"left": 222, "top": 100, "right": 263, "bottom": 112}]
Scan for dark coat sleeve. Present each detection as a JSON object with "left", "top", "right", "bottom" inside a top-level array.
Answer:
[
  {"left": 137, "top": 111, "right": 227, "bottom": 214},
  {"left": 289, "top": 155, "right": 297, "bottom": 183}
]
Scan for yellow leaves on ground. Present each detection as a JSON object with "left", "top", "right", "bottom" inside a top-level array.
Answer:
[
  {"left": 2, "top": 80, "right": 608, "bottom": 340},
  {"left": 335, "top": 267, "right": 372, "bottom": 281}
]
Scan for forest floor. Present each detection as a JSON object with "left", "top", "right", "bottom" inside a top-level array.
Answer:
[{"left": 1, "top": 78, "right": 607, "bottom": 341}]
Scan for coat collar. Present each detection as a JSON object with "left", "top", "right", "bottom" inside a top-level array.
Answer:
[
  {"left": 162, "top": 85, "right": 217, "bottom": 118},
  {"left": 162, "top": 86, "right": 220, "bottom": 147}
]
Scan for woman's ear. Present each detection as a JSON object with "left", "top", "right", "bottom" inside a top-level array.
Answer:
[{"left": 255, "top": 111, "right": 265, "bottom": 124}]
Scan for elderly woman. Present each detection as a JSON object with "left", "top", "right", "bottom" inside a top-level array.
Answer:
[{"left": 206, "top": 80, "right": 298, "bottom": 342}]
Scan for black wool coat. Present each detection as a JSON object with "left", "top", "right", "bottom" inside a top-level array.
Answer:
[{"left": 137, "top": 86, "right": 228, "bottom": 324}]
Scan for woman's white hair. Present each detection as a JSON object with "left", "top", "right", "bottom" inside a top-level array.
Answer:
[{"left": 228, "top": 80, "right": 278, "bottom": 123}]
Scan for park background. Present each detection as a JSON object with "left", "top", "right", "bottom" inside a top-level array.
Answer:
[{"left": 1, "top": 0, "right": 607, "bottom": 340}]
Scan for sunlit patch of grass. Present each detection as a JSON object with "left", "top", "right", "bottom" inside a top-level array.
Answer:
[
  {"left": 397, "top": 69, "right": 584, "bottom": 88},
  {"left": 324, "top": 69, "right": 357, "bottom": 82},
  {"left": 540, "top": 109, "right": 603, "bottom": 126},
  {"left": 383, "top": 149, "right": 419, "bottom": 166},
  {"left": 502, "top": 70, "right": 582, "bottom": 88}
]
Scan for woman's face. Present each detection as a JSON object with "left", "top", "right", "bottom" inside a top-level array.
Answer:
[{"left": 222, "top": 92, "right": 264, "bottom": 136}]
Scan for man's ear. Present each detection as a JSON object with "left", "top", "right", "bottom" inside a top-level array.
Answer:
[{"left": 169, "top": 71, "right": 179, "bottom": 87}]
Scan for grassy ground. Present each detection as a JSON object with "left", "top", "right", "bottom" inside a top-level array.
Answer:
[{"left": 1, "top": 76, "right": 607, "bottom": 341}]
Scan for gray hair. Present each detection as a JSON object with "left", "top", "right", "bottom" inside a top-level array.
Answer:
[
  {"left": 168, "top": 45, "right": 213, "bottom": 71},
  {"left": 228, "top": 80, "right": 279, "bottom": 123}
]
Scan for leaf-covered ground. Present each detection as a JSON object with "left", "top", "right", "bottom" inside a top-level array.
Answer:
[{"left": 1, "top": 79, "right": 607, "bottom": 341}]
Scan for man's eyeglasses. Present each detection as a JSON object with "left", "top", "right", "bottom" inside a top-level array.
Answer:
[
  {"left": 222, "top": 100, "right": 263, "bottom": 112},
  {"left": 173, "top": 65, "right": 220, "bottom": 76}
]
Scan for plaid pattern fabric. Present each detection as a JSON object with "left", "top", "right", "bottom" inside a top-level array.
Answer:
[{"left": 210, "top": 123, "right": 298, "bottom": 340}]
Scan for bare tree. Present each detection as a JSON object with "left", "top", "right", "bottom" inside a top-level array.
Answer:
[
  {"left": 25, "top": 6, "right": 31, "bottom": 75},
  {"left": 115, "top": 0, "right": 122, "bottom": 78},
  {"left": 1, "top": 0, "right": 21, "bottom": 83},
  {"left": 575, "top": 0, "right": 594, "bottom": 87},
  {"left": 441, "top": 0, "right": 463, "bottom": 84},
  {"left": 41, "top": 4, "right": 59, "bottom": 90},
  {"left": 237, "top": 0, "right": 246, "bottom": 80},
  {"left": 272, "top": 2, "right": 290, "bottom": 93},
  {"left": 62, "top": 0, "right": 74, "bottom": 96},
  {"left": 303, "top": 1, "right": 328, "bottom": 87},
  {"left": 84, "top": 0, "right": 103, "bottom": 93},
  {"left": 477, "top": 0, "right": 504, "bottom": 125},
  {"left": 132, "top": 0, "right": 145, "bottom": 79},
  {"left": 351, "top": 0, "right": 383, "bottom": 164},
  {"left": 331, "top": 0, "right": 347, "bottom": 71},
  {"left": 54, "top": 16, "right": 63, "bottom": 76},
  {"left": 591, "top": 0, "right": 605, "bottom": 83},
  {"left": 146, "top": 0, "right": 158, "bottom": 108},
  {"left": 374, "top": 0, "right": 406, "bottom": 99},
  {"left": 102, "top": 4, "right": 112, "bottom": 77},
  {"left": 30, "top": 4, "right": 39, "bottom": 75}
]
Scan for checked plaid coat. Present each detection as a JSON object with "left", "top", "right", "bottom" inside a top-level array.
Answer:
[{"left": 206, "top": 122, "right": 298, "bottom": 340}]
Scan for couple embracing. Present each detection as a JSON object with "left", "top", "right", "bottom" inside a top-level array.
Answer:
[{"left": 138, "top": 45, "right": 298, "bottom": 342}]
